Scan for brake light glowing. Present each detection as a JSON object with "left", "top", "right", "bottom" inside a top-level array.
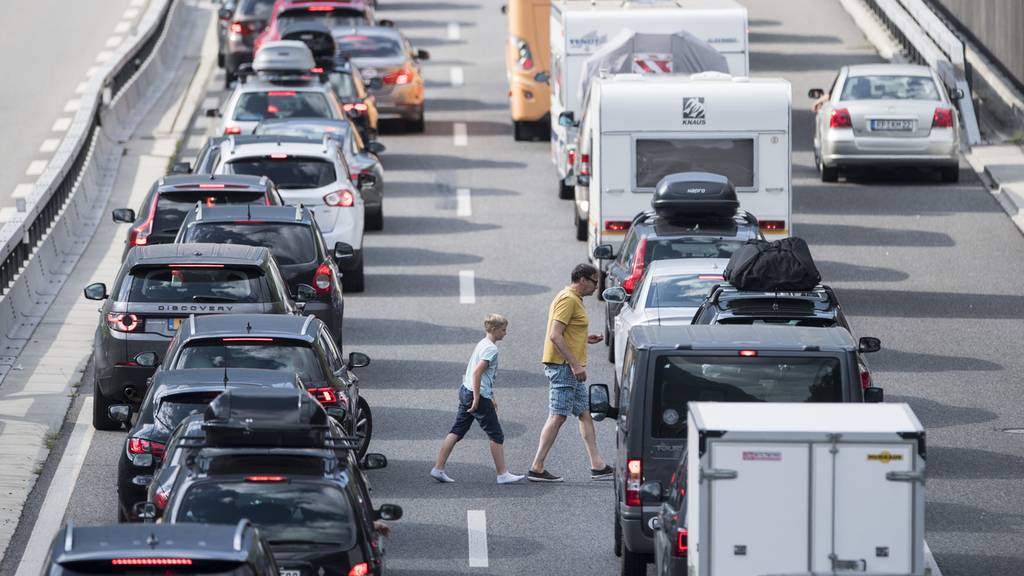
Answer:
[
  {"left": 604, "top": 221, "right": 630, "bottom": 232},
  {"left": 830, "top": 108, "right": 852, "bottom": 129},
  {"left": 566, "top": 149, "right": 576, "bottom": 169},
  {"left": 309, "top": 387, "right": 338, "bottom": 405},
  {"left": 622, "top": 237, "right": 647, "bottom": 294},
  {"left": 739, "top": 350, "right": 758, "bottom": 357},
  {"left": 932, "top": 107, "right": 954, "bottom": 128},
  {"left": 106, "top": 313, "right": 140, "bottom": 333},
  {"left": 129, "top": 194, "right": 158, "bottom": 247},
  {"left": 223, "top": 126, "right": 242, "bottom": 135},
  {"left": 674, "top": 528, "right": 689, "bottom": 557},
  {"left": 168, "top": 264, "right": 225, "bottom": 268},
  {"left": 348, "top": 563, "right": 369, "bottom": 576},
  {"left": 196, "top": 183, "right": 225, "bottom": 189},
  {"left": 153, "top": 489, "right": 169, "bottom": 510},
  {"left": 112, "top": 558, "right": 192, "bottom": 566},
  {"left": 311, "top": 66, "right": 324, "bottom": 74},
  {"left": 222, "top": 337, "right": 274, "bottom": 342},
  {"left": 128, "top": 438, "right": 166, "bottom": 458},
  {"left": 383, "top": 69, "right": 414, "bottom": 85},
  {"left": 308, "top": 5, "right": 334, "bottom": 11},
  {"left": 760, "top": 220, "right": 786, "bottom": 232},
  {"left": 229, "top": 21, "right": 252, "bottom": 35},
  {"left": 625, "top": 459, "right": 643, "bottom": 507},
  {"left": 267, "top": 91, "right": 296, "bottom": 97},
  {"left": 698, "top": 275, "right": 724, "bottom": 280},
  {"left": 579, "top": 153, "right": 590, "bottom": 176},
  {"left": 342, "top": 102, "right": 369, "bottom": 113},
  {"left": 245, "top": 475, "right": 287, "bottom": 482},
  {"left": 269, "top": 153, "right": 289, "bottom": 159},
  {"left": 314, "top": 262, "right": 333, "bottom": 294},
  {"left": 324, "top": 190, "right": 355, "bottom": 207}
]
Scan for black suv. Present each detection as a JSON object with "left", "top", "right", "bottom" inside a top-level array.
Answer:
[
  {"left": 111, "top": 174, "right": 284, "bottom": 257},
  {"left": 149, "top": 313, "right": 373, "bottom": 455},
  {"left": 115, "top": 368, "right": 304, "bottom": 521},
  {"left": 83, "top": 243, "right": 302, "bottom": 430},
  {"left": 160, "top": 388, "right": 401, "bottom": 576},
  {"left": 587, "top": 324, "right": 884, "bottom": 576},
  {"left": 175, "top": 204, "right": 351, "bottom": 343},
  {"left": 43, "top": 521, "right": 279, "bottom": 575}
]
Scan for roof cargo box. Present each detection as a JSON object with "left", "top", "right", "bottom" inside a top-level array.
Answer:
[
  {"left": 279, "top": 21, "right": 336, "bottom": 67},
  {"left": 202, "top": 388, "right": 329, "bottom": 447},
  {"left": 252, "top": 40, "right": 316, "bottom": 74},
  {"left": 651, "top": 172, "right": 739, "bottom": 218}
]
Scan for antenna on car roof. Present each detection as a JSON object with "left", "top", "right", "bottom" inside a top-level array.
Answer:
[
  {"left": 246, "top": 321, "right": 252, "bottom": 334},
  {"left": 146, "top": 531, "right": 159, "bottom": 548}
]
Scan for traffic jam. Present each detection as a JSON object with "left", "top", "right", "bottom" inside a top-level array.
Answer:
[{"left": 22, "top": 0, "right": 985, "bottom": 574}]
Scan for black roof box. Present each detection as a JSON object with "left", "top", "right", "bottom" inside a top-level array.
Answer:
[
  {"left": 203, "top": 388, "right": 328, "bottom": 447},
  {"left": 651, "top": 172, "right": 739, "bottom": 219}
]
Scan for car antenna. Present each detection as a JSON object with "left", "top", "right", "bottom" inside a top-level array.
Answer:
[
  {"left": 147, "top": 531, "right": 159, "bottom": 548},
  {"left": 246, "top": 321, "right": 252, "bottom": 334}
]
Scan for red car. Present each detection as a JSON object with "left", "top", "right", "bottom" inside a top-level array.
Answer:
[{"left": 254, "top": 0, "right": 386, "bottom": 53}]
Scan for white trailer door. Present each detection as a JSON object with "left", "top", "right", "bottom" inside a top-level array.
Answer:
[
  {"left": 812, "top": 443, "right": 916, "bottom": 574},
  {"left": 709, "top": 442, "right": 809, "bottom": 576}
]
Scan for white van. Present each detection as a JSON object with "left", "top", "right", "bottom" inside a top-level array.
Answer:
[
  {"left": 549, "top": 0, "right": 748, "bottom": 198},
  {"left": 570, "top": 73, "right": 792, "bottom": 258}
]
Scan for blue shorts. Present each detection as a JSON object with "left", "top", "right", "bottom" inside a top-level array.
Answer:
[
  {"left": 544, "top": 363, "right": 587, "bottom": 417},
  {"left": 449, "top": 386, "right": 505, "bottom": 444}
]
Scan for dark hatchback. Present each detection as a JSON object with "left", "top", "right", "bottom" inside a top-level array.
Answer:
[
  {"left": 218, "top": 0, "right": 276, "bottom": 88},
  {"left": 111, "top": 174, "right": 284, "bottom": 259},
  {"left": 83, "top": 243, "right": 300, "bottom": 430}
]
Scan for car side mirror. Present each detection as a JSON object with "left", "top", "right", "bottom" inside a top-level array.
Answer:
[
  {"left": 83, "top": 283, "right": 108, "bottom": 300},
  {"left": 296, "top": 284, "right": 316, "bottom": 302},
  {"left": 376, "top": 503, "right": 403, "bottom": 521},
  {"left": 558, "top": 111, "right": 576, "bottom": 127},
  {"left": 358, "top": 173, "right": 378, "bottom": 191},
  {"left": 133, "top": 501, "right": 157, "bottom": 522},
  {"left": 416, "top": 49, "right": 430, "bottom": 61},
  {"left": 170, "top": 161, "right": 191, "bottom": 174},
  {"left": 808, "top": 88, "right": 824, "bottom": 99},
  {"left": 640, "top": 481, "right": 665, "bottom": 503},
  {"left": 366, "top": 141, "right": 386, "bottom": 155},
  {"left": 205, "top": 108, "right": 222, "bottom": 118},
  {"left": 858, "top": 336, "right": 881, "bottom": 353},
  {"left": 361, "top": 453, "right": 388, "bottom": 470},
  {"left": 589, "top": 384, "right": 617, "bottom": 421},
  {"left": 108, "top": 404, "right": 132, "bottom": 423},
  {"left": 864, "top": 386, "right": 884, "bottom": 403},
  {"left": 949, "top": 87, "right": 964, "bottom": 101},
  {"left": 334, "top": 242, "right": 354, "bottom": 261},
  {"left": 593, "top": 244, "right": 615, "bottom": 260},
  {"left": 378, "top": 19, "right": 395, "bottom": 27},
  {"left": 368, "top": 77, "right": 383, "bottom": 90},
  {"left": 348, "top": 351, "right": 371, "bottom": 369},
  {"left": 112, "top": 208, "right": 136, "bottom": 223},
  {"left": 602, "top": 287, "right": 627, "bottom": 303},
  {"left": 134, "top": 351, "right": 159, "bottom": 368}
]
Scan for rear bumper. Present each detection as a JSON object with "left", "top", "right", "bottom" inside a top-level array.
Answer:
[
  {"left": 621, "top": 515, "right": 654, "bottom": 554},
  {"left": 821, "top": 131, "right": 958, "bottom": 166}
]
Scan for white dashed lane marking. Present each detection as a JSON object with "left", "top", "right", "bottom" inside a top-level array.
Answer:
[
  {"left": 450, "top": 66, "right": 464, "bottom": 87},
  {"left": 86, "top": 66, "right": 100, "bottom": 78},
  {"left": 52, "top": 117, "right": 72, "bottom": 132},
  {"left": 467, "top": 510, "right": 488, "bottom": 567},
  {"left": 26, "top": 161, "right": 47, "bottom": 176},
  {"left": 96, "top": 51, "right": 113, "bottom": 63},
  {"left": 105, "top": 36, "right": 124, "bottom": 48},
  {"left": 453, "top": 122, "right": 468, "bottom": 146},
  {"left": 75, "top": 81, "right": 89, "bottom": 94},
  {"left": 459, "top": 270, "right": 476, "bottom": 304},
  {"left": 39, "top": 139, "right": 60, "bottom": 153},
  {"left": 63, "top": 100, "right": 81, "bottom": 113},
  {"left": 456, "top": 188, "right": 472, "bottom": 217},
  {"left": 114, "top": 21, "right": 132, "bottom": 34},
  {"left": 124, "top": 7, "right": 140, "bottom": 19}
]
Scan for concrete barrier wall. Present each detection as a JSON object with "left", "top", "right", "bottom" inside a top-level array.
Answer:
[{"left": 931, "top": 0, "right": 1024, "bottom": 89}]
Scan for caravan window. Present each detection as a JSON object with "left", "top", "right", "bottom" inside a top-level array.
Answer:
[{"left": 635, "top": 138, "right": 755, "bottom": 190}]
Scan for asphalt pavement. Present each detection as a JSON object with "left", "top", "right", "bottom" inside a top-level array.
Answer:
[{"left": 6, "top": 0, "right": 1024, "bottom": 574}]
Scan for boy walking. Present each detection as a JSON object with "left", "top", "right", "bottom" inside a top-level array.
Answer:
[{"left": 431, "top": 314, "right": 525, "bottom": 484}]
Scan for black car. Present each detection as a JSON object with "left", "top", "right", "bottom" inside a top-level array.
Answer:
[
  {"left": 218, "top": 0, "right": 276, "bottom": 88},
  {"left": 162, "top": 388, "right": 401, "bottom": 576},
  {"left": 644, "top": 454, "right": 689, "bottom": 576},
  {"left": 150, "top": 313, "right": 373, "bottom": 454},
  {"left": 83, "top": 243, "right": 302, "bottom": 430},
  {"left": 175, "top": 204, "right": 351, "bottom": 341},
  {"left": 43, "top": 521, "right": 280, "bottom": 575},
  {"left": 587, "top": 324, "right": 884, "bottom": 576},
  {"left": 115, "top": 368, "right": 304, "bottom": 521},
  {"left": 111, "top": 174, "right": 285, "bottom": 258}
]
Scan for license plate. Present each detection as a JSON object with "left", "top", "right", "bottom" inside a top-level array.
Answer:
[
  {"left": 281, "top": 571, "right": 301, "bottom": 576},
  {"left": 871, "top": 119, "right": 914, "bottom": 131},
  {"left": 166, "top": 318, "right": 183, "bottom": 331}
]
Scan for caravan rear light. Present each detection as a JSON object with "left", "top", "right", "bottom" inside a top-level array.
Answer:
[
  {"left": 223, "top": 126, "right": 242, "bottom": 135},
  {"left": 829, "top": 108, "right": 852, "bottom": 129},
  {"left": 674, "top": 528, "right": 689, "bottom": 557},
  {"left": 309, "top": 387, "right": 338, "bottom": 405},
  {"left": 932, "top": 107, "right": 954, "bottom": 128},
  {"left": 760, "top": 220, "right": 786, "bottom": 232},
  {"left": 625, "top": 459, "right": 643, "bottom": 507},
  {"left": 739, "top": 350, "right": 758, "bottom": 357},
  {"left": 513, "top": 36, "right": 533, "bottom": 71},
  {"left": 604, "top": 221, "right": 630, "bottom": 232},
  {"left": 566, "top": 149, "right": 576, "bottom": 170},
  {"left": 579, "top": 153, "right": 590, "bottom": 176},
  {"left": 621, "top": 238, "right": 647, "bottom": 294},
  {"left": 112, "top": 559, "right": 192, "bottom": 566}
]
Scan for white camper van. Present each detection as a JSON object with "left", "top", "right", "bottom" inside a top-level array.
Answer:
[
  {"left": 549, "top": 0, "right": 748, "bottom": 197},
  {"left": 680, "top": 402, "right": 927, "bottom": 576}
]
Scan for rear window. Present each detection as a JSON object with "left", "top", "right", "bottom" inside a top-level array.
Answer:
[
  {"left": 224, "top": 157, "right": 336, "bottom": 189},
  {"left": 155, "top": 392, "right": 222, "bottom": 429},
  {"left": 336, "top": 34, "right": 403, "bottom": 58},
  {"left": 278, "top": 9, "right": 367, "bottom": 29},
  {"left": 645, "top": 274, "right": 722, "bottom": 308},
  {"left": 173, "top": 342, "right": 326, "bottom": 384},
  {"left": 636, "top": 138, "right": 754, "bottom": 189},
  {"left": 327, "top": 70, "right": 357, "bottom": 99},
  {"left": 182, "top": 223, "right": 317, "bottom": 265},
  {"left": 646, "top": 238, "right": 747, "bottom": 261},
  {"left": 239, "top": 0, "right": 275, "bottom": 18},
  {"left": 176, "top": 481, "right": 356, "bottom": 548},
  {"left": 650, "top": 355, "right": 843, "bottom": 438},
  {"left": 207, "top": 454, "right": 327, "bottom": 476},
  {"left": 233, "top": 91, "right": 333, "bottom": 122},
  {"left": 840, "top": 75, "right": 940, "bottom": 101},
  {"left": 154, "top": 191, "right": 267, "bottom": 238},
  {"left": 128, "top": 267, "right": 262, "bottom": 303}
]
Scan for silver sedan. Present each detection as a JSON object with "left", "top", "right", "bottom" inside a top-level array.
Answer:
[{"left": 809, "top": 64, "right": 961, "bottom": 182}]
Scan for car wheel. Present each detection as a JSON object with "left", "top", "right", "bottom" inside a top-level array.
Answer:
[
  {"left": 820, "top": 162, "right": 839, "bottom": 183},
  {"left": 513, "top": 121, "right": 529, "bottom": 141},
  {"left": 621, "top": 544, "right": 648, "bottom": 576},
  {"left": 407, "top": 110, "right": 425, "bottom": 133},
  {"left": 940, "top": 165, "right": 960, "bottom": 183},
  {"left": 356, "top": 397, "right": 372, "bottom": 459},
  {"left": 93, "top": 383, "right": 120, "bottom": 431},
  {"left": 574, "top": 209, "right": 588, "bottom": 242},
  {"left": 342, "top": 256, "right": 365, "bottom": 293},
  {"left": 614, "top": 505, "right": 623, "bottom": 557},
  {"left": 558, "top": 178, "right": 573, "bottom": 200},
  {"left": 366, "top": 205, "right": 383, "bottom": 231},
  {"left": 223, "top": 69, "right": 236, "bottom": 90}
]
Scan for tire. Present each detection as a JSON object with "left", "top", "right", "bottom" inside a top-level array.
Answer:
[
  {"left": 614, "top": 508, "right": 623, "bottom": 557},
  {"left": 820, "top": 159, "right": 839, "bottom": 182},
  {"left": 574, "top": 209, "right": 588, "bottom": 242},
  {"left": 621, "top": 545, "right": 648, "bottom": 576},
  {"left": 93, "top": 383, "right": 120, "bottom": 431},
  {"left": 366, "top": 206, "right": 383, "bottom": 231},
  {"left": 513, "top": 121, "right": 529, "bottom": 141},
  {"left": 342, "top": 256, "right": 365, "bottom": 293},
  {"left": 406, "top": 109, "right": 425, "bottom": 133},
  {"left": 355, "top": 397, "right": 372, "bottom": 459},
  {"left": 940, "top": 165, "right": 960, "bottom": 183},
  {"left": 558, "top": 178, "right": 574, "bottom": 200}
]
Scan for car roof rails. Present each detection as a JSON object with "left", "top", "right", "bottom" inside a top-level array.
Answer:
[
  {"left": 711, "top": 283, "right": 834, "bottom": 306},
  {"left": 252, "top": 40, "right": 322, "bottom": 85}
]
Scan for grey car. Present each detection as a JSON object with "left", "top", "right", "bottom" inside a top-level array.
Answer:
[
  {"left": 83, "top": 243, "right": 303, "bottom": 430},
  {"left": 810, "top": 64, "right": 962, "bottom": 182},
  {"left": 217, "top": 0, "right": 276, "bottom": 88}
]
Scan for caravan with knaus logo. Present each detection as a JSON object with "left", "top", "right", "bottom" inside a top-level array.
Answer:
[{"left": 549, "top": 0, "right": 748, "bottom": 198}]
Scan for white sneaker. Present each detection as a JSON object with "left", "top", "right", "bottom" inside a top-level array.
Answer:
[
  {"left": 430, "top": 468, "right": 455, "bottom": 483},
  {"left": 497, "top": 472, "right": 525, "bottom": 484}
]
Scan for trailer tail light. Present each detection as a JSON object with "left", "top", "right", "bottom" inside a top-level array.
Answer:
[
  {"left": 579, "top": 153, "right": 590, "bottom": 176},
  {"left": 625, "top": 459, "right": 643, "bottom": 507},
  {"left": 106, "top": 313, "right": 140, "bottom": 333},
  {"left": 308, "top": 387, "right": 338, "bottom": 405},
  {"left": 313, "top": 262, "right": 332, "bottom": 294},
  {"left": 383, "top": 69, "right": 413, "bottom": 86},
  {"left": 621, "top": 238, "right": 647, "bottom": 294},
  {"left": 223, "top": 126, "right": 242, "bottom": 135},
  {"left": 348, "top": 563, "right": 369, "bottom": 576},
  {"left": 324, "top": 190, "right": 355, "bottom": 207},
  {"left": 759, "top": 220, "right": 786, "bottom": 233},
  {"left": 674, "top": 528, "right": 689, "bottom": 557},
  {"left": 829, "top": 108, "right": 852, "bottom": 129},
  {"left": 932, "top": 107, "right": 954, "bottom": 128}
]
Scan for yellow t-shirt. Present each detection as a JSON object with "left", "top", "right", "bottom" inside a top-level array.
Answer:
[{"left": 542, "top": 287, "right": 589, "bottom": 366}]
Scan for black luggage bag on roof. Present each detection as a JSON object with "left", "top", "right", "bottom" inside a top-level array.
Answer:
[
  {"left": 724, "top": 237, "right": 822, "bottom": 292},
  {"left": 651, "top": 172, "right": 740, "bottom": 219},
  {"left": 203, "top": 388, "right": 329, "bottom": 448}
]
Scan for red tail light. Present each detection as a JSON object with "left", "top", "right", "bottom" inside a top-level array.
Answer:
[
  {"left": 112, "top": 558, "right": 192, "bottom": 566},
  {"left": 223, "top": 126, "right": 242, "bottom": 135},
  {"left": 566, "top": 149, "right": 576, "bottom": 170},
  {"left": 128, "top": 194, "right": 158, "bottom": 247},
  {"left": 229, "top": 21, "right": 252, "bottom": 35},
  {"left": 153, "top": 489, "right": 169, "bottom": 510},
  {"left": 859, "top": 366, "right": 872, "bottom": 389},
  {"left": 308, "top": 387, "right": 338, "bottom": 405},
  {"left": 267, "top": 91, "right": 296, "bottom": 97},
  {"left": 106, "top": 313, "right": 140, "bottom": 333},
  {"left": 221, "top": 337, "right": 273, "bottom": 342},
  {"left": 245, "top": 475, "right": 287, "bottom": 482},
  {"left": 829, "top": 108, "right": 852, "bottom": 129},
  {"left": 383, "top": 69, "right": 414, "bottom": 86},
  {"left": 674, "top": 528, "right": 689, "bottom": 557},
  {"left": 739, "top": 350, "right": 758, "bottom": 357},
  {"left": 622, "top": 237, "right": 647, "bottom": 294},
  {"left": 314, "top": 262, "right": 333, "bottom": 294},
  {"left": 128, "top": 438, "right": 166, "bottom": 458},
  {"left": 308, "top": 5, "right": 334, "bottom": 11},
  {"left": 324, "top": 190, "right": 355, "bottom": 207},
  {"left": 932, "top": 107, "right": 954, "bottom": 128},
  {"left": 759, "top": 220, "right": 786, "bottom": 233},
  {"left": 348, "top": 563, "right": 369, "bottom": 576},
  {"left": 625, "top": 458, "right": 643, "bottom": 507},
  {"left": 342, "top": 102, "right": 369, "bottom": 113},
  {"left": 604, "top": 221, "right": 631, "bottom": 233},
  {"left": 579, "top": 153, "right": 590, "bottom": 176}
]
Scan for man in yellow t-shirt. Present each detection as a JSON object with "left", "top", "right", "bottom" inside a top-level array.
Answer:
[{"left": 528, "top": 264, "right": 613, "bottom": 483}]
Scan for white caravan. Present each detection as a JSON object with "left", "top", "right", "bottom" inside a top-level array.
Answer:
[
  {"left": 549, "top": 0, "right": 748, "bottom": 197},
  {"left": 683, "top": 402, "right": 927, "bottom": 576},
  {"left": 573, "top": 73, "right": 792, "bottom": 258}
]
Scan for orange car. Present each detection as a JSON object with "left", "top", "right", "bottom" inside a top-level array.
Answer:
[{"left": 505, "top": 0, "right": 551, "bottom": 141}]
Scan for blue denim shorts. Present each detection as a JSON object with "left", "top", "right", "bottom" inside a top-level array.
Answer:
[
  {"left": 449, "top": 386, "right": 505, "bottom": 444},
  {"left": 544, "top": 363, "right": 587, "bottom": 417}
]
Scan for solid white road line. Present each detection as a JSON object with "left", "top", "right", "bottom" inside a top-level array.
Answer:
[
  {"left": 467, "top": 509, "right": 488, "bottom": 567},
  {"left": 453, "top": 122, "right": 468, "bottom": 146},
  {"left": 447, "top": 22, "right": 461, "bottom": 41},
  {"left": 39, "top": 139, "right": 60, "bottom": 153},
  {"left": 105, "top": 36, "right": 124, "bottom": 48},
  {"left": 114, "top": 21, "right": 132, "bottom": 34},
  {"left": 14, "top": 398, "right": 96, "bottom": 576},
  {"left": 26, "top": 161, "right": 47, "bottom": 176},
  {"left": 63, "top": 99, "right": 81, "bottom": 113},
  {"left": 456, "top": 188, "right": 472, "bottom": 217},
  {"left": 459, "top": 270, "right": 476, "bottom": 304},
  {"left": 450, "top": 66, "right": 464, "bottom": 87},
  {"left": 52, "top": 117, "right": 72, "bottom": 132}
]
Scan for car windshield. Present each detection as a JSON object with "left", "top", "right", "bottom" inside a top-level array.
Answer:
[
  {"left": 155, "top": 391, "right": 222, "bottom": 429},
  {"left": 154, "top": 191, "right": 267, "bottom": 236},
  {"left": 336, "top": 34, "right": 403, "bottom": 58},
  {"left": 224, "top": 157, "right": 336, "bottom": 189},
  {"left": 128, "top": 267, "right": 262, "bottom": 303},
  {"left": 650, "top": 355, "right": 843, "bottom": 437},
  {"left": 327, "top": 70, "right": 357, "bottom": 99},
  {"left": 182, "top": 223, "right": 317, "bottom": 265},
  {"left": 176, "top": 481, "right": 356, "bottom": 547},
  {"left": 840, "top": 75, "right": 941, "bottom": 101},
  {"left": 645, "top": 274, "right": 723, "bottom": 308},
  {"left": 646, "top": 237, "right": 747, "bottom": 261},
  {"left": 255, "top": 120, "right": 352, "bottom": 141},
  {"left": 173, "top": 342, "right": 326, "bottom": 383},
  {"left": 233, "top": 91, "right": 333, "bottom": 121}
]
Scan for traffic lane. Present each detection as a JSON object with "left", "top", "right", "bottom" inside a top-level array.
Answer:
[
  {"left": 742, "top": 0, "right": 1024, "bottom": 573},
  {"left": 0, "top": 0, "right": 137, "bottom": 207}
]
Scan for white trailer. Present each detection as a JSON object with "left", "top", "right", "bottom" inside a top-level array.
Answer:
[
  {"left": 576, "top": 73, "right": 791, "bottom": 258},
  {"left": 686, "top": 402, "right": 927, "bottom": 576},
  {"left": 549, "top": 0, "right": 748, "bottom": 195}
]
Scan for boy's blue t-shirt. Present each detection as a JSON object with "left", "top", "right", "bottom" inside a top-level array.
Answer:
[{"left": 462, "top": 337, "right": 498, "bottom": 398}]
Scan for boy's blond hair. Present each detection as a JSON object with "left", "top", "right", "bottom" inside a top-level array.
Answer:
[{"left": 484, "top": 313, "right": 508, "bottom": 333}]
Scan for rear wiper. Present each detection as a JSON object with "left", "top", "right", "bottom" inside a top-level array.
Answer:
[{"left": 192, "top": 295, "right": 240, "bottom": 303}]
